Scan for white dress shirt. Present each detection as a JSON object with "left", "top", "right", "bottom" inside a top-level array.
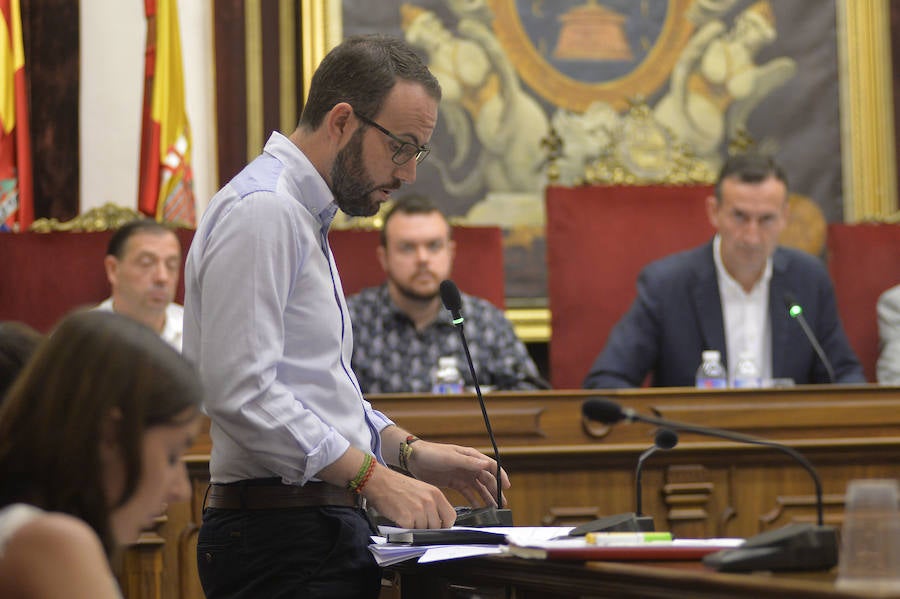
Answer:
[
  {"left": 712, "top": 235, "right": 773, "bottom": 383},
  {"left": 95, "top": 298, "right": 183, "bottom": 352}
]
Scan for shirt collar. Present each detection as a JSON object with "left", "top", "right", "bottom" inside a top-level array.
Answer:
[
  {"left": 712, "top": 234, "right": 773, "bottom": 296},
  {"left": 263, "top": 132, "right": 338, "bottom": 231}
]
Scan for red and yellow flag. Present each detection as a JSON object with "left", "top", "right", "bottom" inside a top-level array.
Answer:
[
  {"left": 0, "top": 0, "right": 33, "bottom": 232},
  {"left": 138, "top": 0, "right": 195, "bottom": 225}
]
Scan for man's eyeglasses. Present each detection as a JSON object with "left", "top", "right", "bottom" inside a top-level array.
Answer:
[{"left": 355, "top": 112, "right": 431, "bottom": 166}]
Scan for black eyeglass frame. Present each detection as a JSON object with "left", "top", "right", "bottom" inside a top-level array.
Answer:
[{"left": 354, "top": 112, "right": 431, "bottom": 166}]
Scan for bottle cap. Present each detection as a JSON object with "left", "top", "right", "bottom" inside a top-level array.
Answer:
[
  {"left": 438, "top": 356, "right": 457, "bottom": 368},
  {"left": 701, "top": 350, "right": 720, "bottom": 361}
]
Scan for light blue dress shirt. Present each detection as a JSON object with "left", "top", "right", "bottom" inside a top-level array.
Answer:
[{"left": 183, "top": 132, "right": 392, "bottom": 485}]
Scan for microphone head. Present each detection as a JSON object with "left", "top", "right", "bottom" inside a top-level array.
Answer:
[
  {"left": 654, "top": 428, "right": 679, "bottom": 450},
  {"left": 582, "top": 398, "right": 626, "bottom": 424},
  {"left": 783, "top": 292, "right": 803, "bottom": 317},
  {"left": 439, "top": 279, "right": 462, "bottom": 312}
]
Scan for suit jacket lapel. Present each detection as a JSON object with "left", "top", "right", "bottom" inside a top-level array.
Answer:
[
  {"left": 692, "top": 243, "right": 727, "bottom": 368},
  {"left": 769, "top": 249, "right": 790, "bottom": 376}
]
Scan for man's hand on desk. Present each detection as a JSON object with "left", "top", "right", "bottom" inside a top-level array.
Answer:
[
  {"left": 405, "top": 439, "right": 510, "bottom": 508},
  {"left": 362, "top": 465, "right": 458, "bottom": 529}
]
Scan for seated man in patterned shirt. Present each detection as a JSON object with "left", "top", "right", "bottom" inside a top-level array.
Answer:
[{"left": 346, "top": 194, "right": 545, "bottom": 393}]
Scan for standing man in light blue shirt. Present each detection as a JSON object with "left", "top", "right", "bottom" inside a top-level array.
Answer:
[{"left": 184, "top": 35, "right": 509, "bottom": 599}]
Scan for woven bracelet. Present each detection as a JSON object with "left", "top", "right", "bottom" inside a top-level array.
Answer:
[
  {"left": 398, "top": 435, "right": 420, "bottom": 472},
  {"left": 353, "top": 458, "right": 376, "bottom": 494},
  {"left": 348, "top": 453, "right": 374, "bottom": 492}
]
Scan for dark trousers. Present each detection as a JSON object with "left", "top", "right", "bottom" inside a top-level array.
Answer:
[{"left": 197, "top": 505, "right": 381, "bottom": 599}]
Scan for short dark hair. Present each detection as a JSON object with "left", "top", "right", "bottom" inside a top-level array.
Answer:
[
  {"left": 106, "top": 219, "right": 179, "bottom": 259},
  {"left": 714, "top": 152, "right": 789, "bottom": 203},
  {"left": 380, "top": 194, "right": 450, "bottom": 247},
  {"left": 299, "top": 34, "right": 441, "bottom": 130},
  {"left": 0, "top": 310, "right": 203, "bottom": 556}
]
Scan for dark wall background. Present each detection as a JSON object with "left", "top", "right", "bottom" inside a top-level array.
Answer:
[{"left": 19, "top": 0, "right": 79, "bottom": 222}]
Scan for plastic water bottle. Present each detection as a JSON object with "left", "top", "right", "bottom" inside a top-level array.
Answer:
[
  {"left": 695, "top": 350, "right": 727, "bottom": 389},
  {"left": 432, "top": 356, "right": 464, "bottom": 394},
  {"left": 732, "top": 352, "right": 762, "bottom": 388}
]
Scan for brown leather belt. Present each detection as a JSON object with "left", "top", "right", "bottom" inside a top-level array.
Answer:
[{"left": 206, "top": 481, "right": 362, "bottom": 510}]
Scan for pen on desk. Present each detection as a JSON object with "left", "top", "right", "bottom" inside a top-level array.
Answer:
[{"left": 585, "top": 532, "right": 672, "bottom": 545}]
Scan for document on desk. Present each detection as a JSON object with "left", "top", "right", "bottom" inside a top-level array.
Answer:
[{"left": 369, "top": 526, "right": 573, "bottom": 566}]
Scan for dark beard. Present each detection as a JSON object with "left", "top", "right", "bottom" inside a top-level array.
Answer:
[
  {"left": 392, "top": 276, "right": 440, "bottom": 303},
  {"left": 331, "top": 129, "right": 383, "bottom": 217}
]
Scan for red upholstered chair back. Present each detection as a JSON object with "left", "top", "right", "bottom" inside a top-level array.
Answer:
[
  {"left": 0, "top": 229, "right": 194, "bottom": 333},
  {"left": 0, "top": 225, "right": 504, "bottom": 335},
  {"left": 826, "top": 222, "right": 900, "bottom": 381},
  {"left": 546, "top": 185, "right": 716, "bottom": 389},
  {"left": 328, "top": 226, "right": 506, "bottom": 309}
]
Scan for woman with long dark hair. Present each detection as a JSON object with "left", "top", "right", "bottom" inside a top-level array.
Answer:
[{"left": 0, "top": 310, "right": 203, "bottom": 598}]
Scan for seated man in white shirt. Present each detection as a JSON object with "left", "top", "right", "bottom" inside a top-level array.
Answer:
[{"left": 97, "top": 219, "right": 184, "bottom": 351}]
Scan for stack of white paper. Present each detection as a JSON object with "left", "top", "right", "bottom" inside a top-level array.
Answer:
[{"left": 368, "top": 526, "right": 574, "bottom": 566}]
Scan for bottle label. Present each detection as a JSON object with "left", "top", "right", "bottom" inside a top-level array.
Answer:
[
  {"left": 733, "top": 378, "right": 762, "bottom": 389},
  {"left": 696, "top": 377, "right": 728, "bottom": 389},
  {"left": 432, "top": 382, "right": 464, "bottom": 394}
]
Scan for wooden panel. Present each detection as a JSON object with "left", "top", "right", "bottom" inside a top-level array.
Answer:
[
  {"left": 120, "top": 385, "right": 900, "bottom": 599},
  {"left": 391, "top": 555, "right": 879, "bottom": 598},
  {"left": 387, "top": 406, "right": 544, "bottom": 440},
  {"left": 653, "top": 397, "right": 900, "bottom": 431}
]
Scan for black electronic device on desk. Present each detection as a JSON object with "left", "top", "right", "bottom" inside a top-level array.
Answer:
[{"left": 453, "top": 505, "right": 513, "bottom": 528}]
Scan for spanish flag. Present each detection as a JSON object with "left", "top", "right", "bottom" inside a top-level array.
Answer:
[
  {"left": 138, "top": 0, "right": 195, "bottom": 225},
  {"left": 0, "top": 0, "right": 33, "bottom": 232}
]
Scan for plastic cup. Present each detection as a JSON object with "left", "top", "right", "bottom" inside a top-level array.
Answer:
[{"left": 836, "top": 479, "right": 900, "bottom": 594}]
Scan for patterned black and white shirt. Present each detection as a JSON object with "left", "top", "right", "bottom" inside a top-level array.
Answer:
[{"left": 346, "top": 285, "right": 544, "bottom": 394}]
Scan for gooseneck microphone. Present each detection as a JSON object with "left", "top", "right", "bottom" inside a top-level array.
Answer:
[
  {"left": 783, "top": 292, "right": 836, "bottom": 383},
  {"left": 583, "top": 398, "right": 824, "bottom": 525},
  {"left": 582, "top": 398, "right": 838, "bottom": 572},
  {"left": 439, "top": 279, "right": 512, "bottom": 526},
  {"left": 568, "top": 427, "right": 677, "bottom": 536},
  {"left": 635, "top": 428, "right": 678, "bottom": 517}
]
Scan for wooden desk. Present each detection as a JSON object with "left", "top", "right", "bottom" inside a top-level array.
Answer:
[
  {"left": 372, "top": 385, "right": 900, "bottom": 537},
  {"left": 389, "top": 555, "right": 888, "bottom": 599},
  {"left": 121, "top": 385, "right": 900, "bottom": 599}
]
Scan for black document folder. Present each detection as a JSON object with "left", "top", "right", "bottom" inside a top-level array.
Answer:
[{"left": 385, "top": 528, "right": 507, "bottom": 546}]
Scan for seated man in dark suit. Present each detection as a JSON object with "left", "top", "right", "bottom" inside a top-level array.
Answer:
[
  {"left": 347, "top": 194, "right": 544, "bottom": 393},
  {"left": 584, "top": 152, "right": 865, "bottom": 389}
]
